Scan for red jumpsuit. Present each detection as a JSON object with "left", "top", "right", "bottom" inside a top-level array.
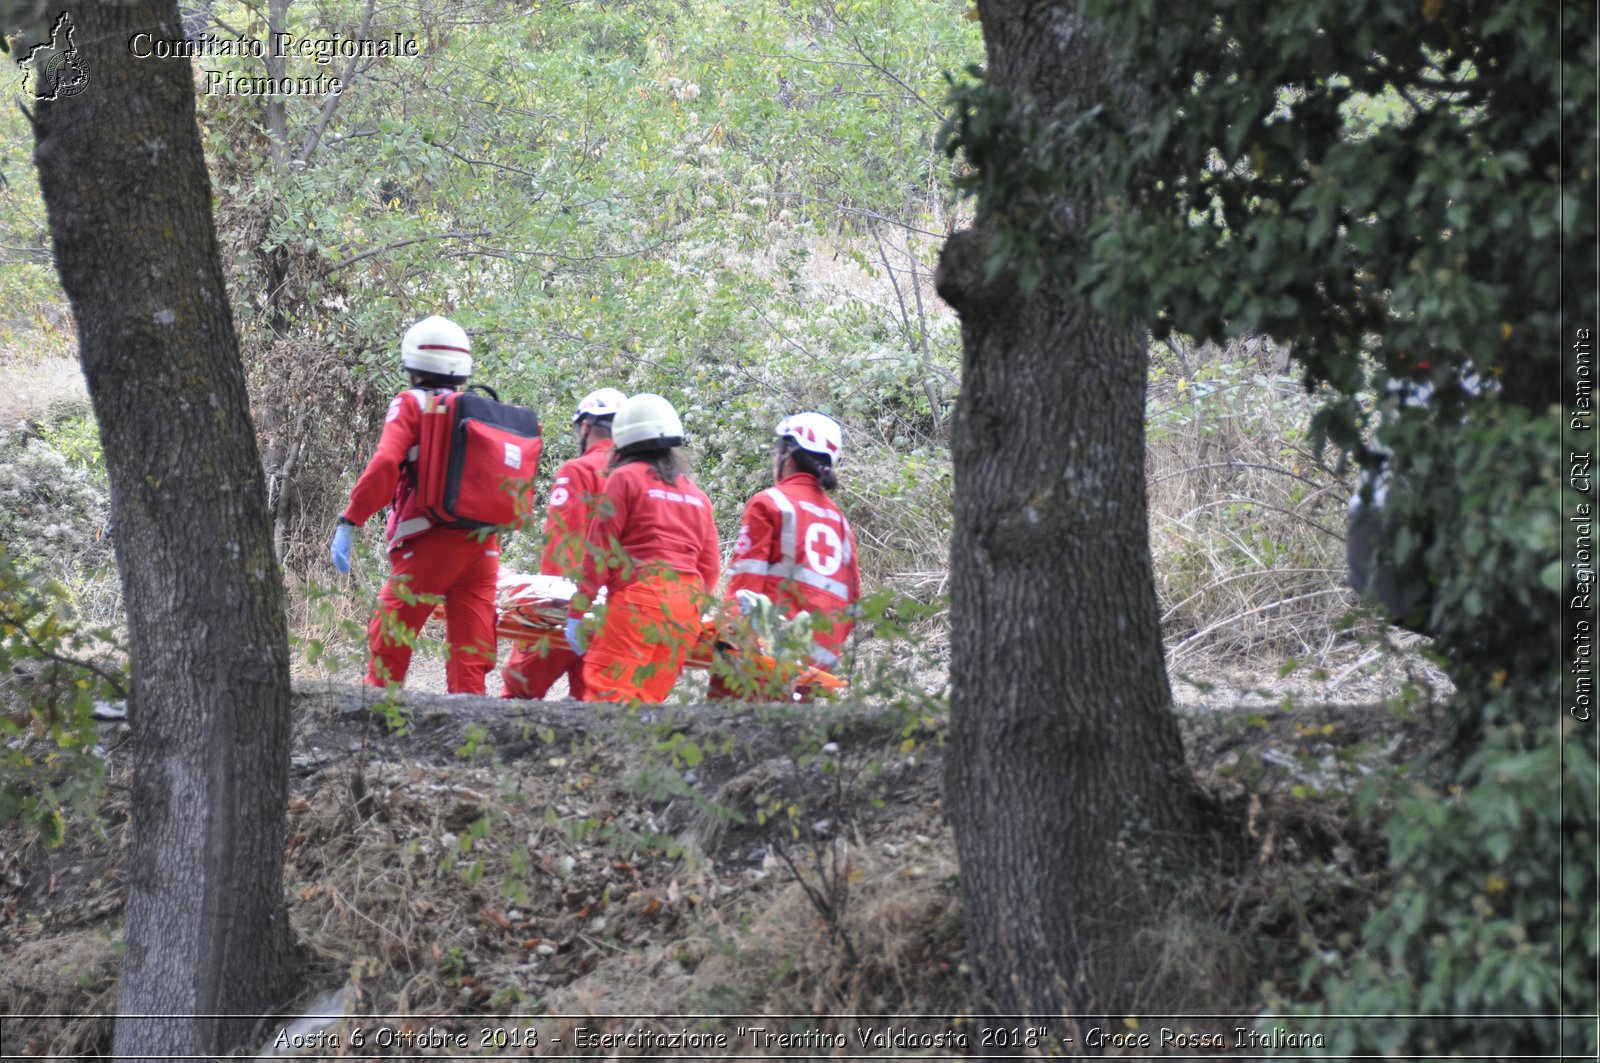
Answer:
[
  {"left": 500, "top": 438, "right": 614, "bottom": 699},
  {"left": 568, "top": 461, "right": 720, "bottom": 703},
  {"left": 710, "top": 472, "right": 861, "bottom": 700},
  {"left": 343, "top": 388, "right": 499, "bottom": 694}
]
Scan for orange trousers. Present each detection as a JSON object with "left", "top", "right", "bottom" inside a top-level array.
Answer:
[
  {"left": 706, "top": 656, "right": 818, "bottom": 703},
  {"left": 366, "top": 528, "right": 498, "bottom": 694},
  {"left": 581, "top": 576, "right": 705, "bottom": 703}
]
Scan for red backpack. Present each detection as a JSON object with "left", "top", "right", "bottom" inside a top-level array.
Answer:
[{"left": 413, "top": 387, "right": 543, "bottom": 529}]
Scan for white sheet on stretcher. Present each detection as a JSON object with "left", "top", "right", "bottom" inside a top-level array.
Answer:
[{"left": 497, "top": 572, "right": 604, "bottom": 611}]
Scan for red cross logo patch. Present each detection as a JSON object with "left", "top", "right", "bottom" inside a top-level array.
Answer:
[{"left": 803, "top": 522, "right": 843, "bottom": 577}]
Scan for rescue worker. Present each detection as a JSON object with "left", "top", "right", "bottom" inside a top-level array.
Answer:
[
  {"left": 330, "top": 315, "right": 499, "bottom": 694},
  {"left": 710, "top": 412, "right": 861, "bottom": 701},
  {"left": 500, "top": 386, "right": 627, "bottom": 699},
  {"left": 564, "top": 394, "right": 720, "bottom": 703}
]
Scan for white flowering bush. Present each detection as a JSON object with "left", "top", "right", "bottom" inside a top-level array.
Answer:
[{"left": 0, "top": 427, "right": 112, "bottom": 584}]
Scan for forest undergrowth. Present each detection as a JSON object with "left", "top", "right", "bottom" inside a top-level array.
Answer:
[
  {"left": 0, "top": 326, "right": 1450, "bottom": 1056},
  {"left": 0, "top": 0, "right": 1463, "bottom": 1048}
]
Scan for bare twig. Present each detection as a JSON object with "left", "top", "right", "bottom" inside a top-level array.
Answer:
[
  {"left": 839, "top": 31, "right": 944, "bottom": 120},
  {"left": 0, "top": 244, "right": 51, "bottom": 263},
  {"left": 1164, "top": 497, "right": 1345, "bottom": 543},
  {"left": 1166, "top": 589, "right": 1356, "bottom": 663},
  {"left": 771, "top": 191, "right": 950, "bottom": 239},
  {"left": 1149, "top": 460, "right": 1327, "bottom": 490},
  {"left": 321, "top": 229, "right": 492, "bottom": 276},
  {"left": 2, "top": 607, "right": 127, "bottom": 699},
  {"left": 435, "top": 141, "right": 542, "bottom": 178},
  {"left": 905, "top": 243, "right": 946, "bottom": 428},
  {"left": 1159, "top": 568, "right": 1343, "bottom": 624}
]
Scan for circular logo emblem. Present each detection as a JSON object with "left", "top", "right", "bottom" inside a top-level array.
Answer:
[
  {"left": 803, "top": 523, "right": 843, "bottom": 577},
  {"left": 549, "top": 487, "right": 569, "bottom": 508},
  {"left": 46, "top": 51, "right": 89, "bottom": 98}
]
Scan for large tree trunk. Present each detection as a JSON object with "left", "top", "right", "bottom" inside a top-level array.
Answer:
[
  {"left": 29, "top": 2, "right": 297, "bottom": 1056},
  {"left": 937, "top": 0, "right": 1212, "bottom": 1043}
]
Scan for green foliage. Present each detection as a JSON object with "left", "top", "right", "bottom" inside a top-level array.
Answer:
[
  {"left": 174, "top": 0, "right": 977, "bottom": 586},
  {"left": 0, "top": 543, "right": 121, "bottom": 846},
  {"left": 941, "top": 2, "right": 1593, "bottom": 1052},
  {"left": 35, "top": 412, "right": 103, "bottom": 471},
  {"left": 1377, "top": 402, "right": 1566, "bottom": 719},
  {"left": 6, "top": 0, "right": 975, "bottom": 596},
  {"left": 946, "top": 0, "right": 1591, "bottom": 410},
  {"left": 0, "top": 112, "right": 67, "bottom": 348},
  {"left": 846, "top": 586, "right": 949, "bottom": 708},
  {"left": 1279, "top": 717, "right": 1596, "bottom": 1059}
]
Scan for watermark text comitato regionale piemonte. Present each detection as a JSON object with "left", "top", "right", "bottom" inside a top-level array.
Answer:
[{"left": 127, "top": 29, "right": 421, "bottom": 96}]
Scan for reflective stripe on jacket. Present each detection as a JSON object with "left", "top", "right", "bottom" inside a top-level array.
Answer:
[{"left": 726, "top": 473, "right": 861, "bottom": 664}]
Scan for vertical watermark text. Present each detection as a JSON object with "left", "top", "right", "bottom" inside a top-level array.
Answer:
[{"left": 1569, "top": 327, "right": 1595, "bottom": 721}]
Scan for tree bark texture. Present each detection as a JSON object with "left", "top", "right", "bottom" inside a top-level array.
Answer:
[
  {"left": 937, "top": 1, "right": 1211, "bottom": 1041},
  {"left": 29, "top": 2, "right": 296, "bottom": 1057}
]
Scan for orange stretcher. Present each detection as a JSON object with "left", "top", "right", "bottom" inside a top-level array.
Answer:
[{"left": 435, "top": 572, "right": 847, "bottom": 694}]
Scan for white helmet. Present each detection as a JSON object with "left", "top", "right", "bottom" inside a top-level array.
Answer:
[
  {"left": 400, "top": 315, "right": 471, "bottom": 379},
  {"left": 775, "top": 412, "right": 842, "bottom": 461},
  {"left": 612, "top": 393, "right": 685, "bottom": 450},
  {"left": 572, "top": 386, "right": 628, "bottom": 424}
]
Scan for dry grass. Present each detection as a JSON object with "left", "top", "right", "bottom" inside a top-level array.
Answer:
[
  {"left": 0, "top": 931, "right": 119, "bottom": 1056},
  {"left": 0, "top": 684, "right": 1439, "bottom": 1059},
  {"left": 2, "top": 693, "right": 970, "bottom": 1056},
  {"left": 273, "top": 708, "right": 964, "bottom": 1028},
  {"left": 543, "top": 835, "right": 966, "bottom": 1023},
  {"left": 1145, "top": 338, "right": 1375, "bottom": 676}
]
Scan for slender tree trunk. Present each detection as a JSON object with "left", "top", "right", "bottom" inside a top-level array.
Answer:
[
  {"left": 937, "top": 0, "right": 1212, "bottom": 1044},
  {"left": 262, "top": 0, "right": 291, "bottom": 338},
  {"left": 29, "top": 2, "right": 296, "bottom": 1056}
]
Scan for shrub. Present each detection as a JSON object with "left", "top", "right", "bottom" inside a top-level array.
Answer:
[{"left": 0, "top": 543, "right": 121, "bottom": 846}]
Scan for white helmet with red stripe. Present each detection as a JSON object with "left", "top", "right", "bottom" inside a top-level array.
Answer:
[
  {"left": 775, "top": 412, "right": 842, "bottom": 462},
  {"left": 572, "top": 386, "right": 627, "bottom": 424},
  {"left": 401, "top": 315, "right": 471, "bottom": 379}
]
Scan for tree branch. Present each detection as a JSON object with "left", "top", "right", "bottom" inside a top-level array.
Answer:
[
  {"left": 325, "top": 128, "right": 381, "bottom": 146},
  {"left": 905, "top": 241, "right": 946, "bottom": 428},
  {"left": 3, "top": 607, "right": 127, "bottom": 699},
  {"left": 0, "top": 244, "right": 52, "bottom": 263},
  {"left": 295, "top": 0, "right": 375, "bottom": 167},
  {"left": 841, "top": 30, "right": 944, "bottom": 120},
  {"left": 321, "top": 229, "right": 492, "bottom": 275},
  {"left": 1163, "top": 496, "right": 1345, "bottom": 542},
  {"left": 436, "top": 142, "right": 542, "bottom": 178}
]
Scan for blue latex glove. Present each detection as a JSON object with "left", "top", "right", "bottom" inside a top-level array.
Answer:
[
  {"left": 330, "top": 523, "right": 355, "bottom": 573},
  {"left": 565, "top": 617, "right": 585, "bottom": 657}
]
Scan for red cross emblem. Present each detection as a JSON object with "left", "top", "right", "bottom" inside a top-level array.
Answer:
[{"left": 803, "top": 523, "right": 843, "bottom": 577}]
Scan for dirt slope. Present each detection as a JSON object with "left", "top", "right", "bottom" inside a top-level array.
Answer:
[{"left": 1, "top": 684, "right": 1421, "bottom": 1057}]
